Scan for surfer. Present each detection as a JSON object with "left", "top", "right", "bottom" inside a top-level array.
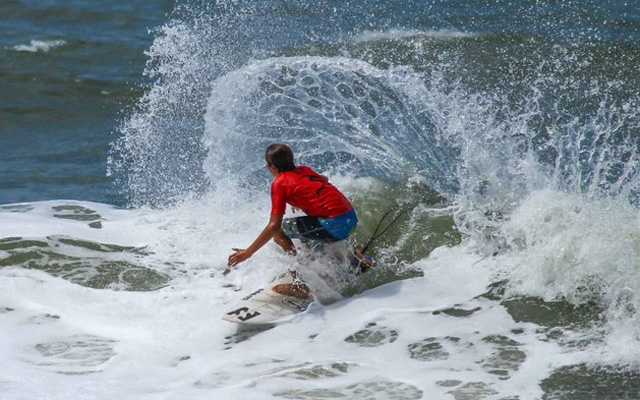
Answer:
[{"left": 227, "top": 143, "right": 359, "bottom": 297}]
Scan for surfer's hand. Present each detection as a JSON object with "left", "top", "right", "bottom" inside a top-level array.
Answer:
[{"left": 228, "top": 248, "right": 251, "bottom": 267}]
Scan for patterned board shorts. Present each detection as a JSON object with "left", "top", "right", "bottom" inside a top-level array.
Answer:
[{"left": 281, "top": 208, "right": 357, "bottom": 243}]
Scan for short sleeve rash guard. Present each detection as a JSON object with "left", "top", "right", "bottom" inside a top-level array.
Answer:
[{"left": 270, "top": 166, "right": 353, "bottom": 218}]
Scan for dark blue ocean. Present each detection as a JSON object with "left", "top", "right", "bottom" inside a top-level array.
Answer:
[
  {"left": 3, "top": 1, "right": 640, "bottom": 399},
  {"left": 1, "top": 0, "right": 174, "bottom": 205}
]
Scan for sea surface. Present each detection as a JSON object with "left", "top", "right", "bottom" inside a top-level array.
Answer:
[{"left": 2, "top": 1, "right": 640, "bottom": 399}]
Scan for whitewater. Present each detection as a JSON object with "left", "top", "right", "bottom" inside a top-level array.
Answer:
[{"left": 0, "top": 197, "right": 558, "bottom": 400}]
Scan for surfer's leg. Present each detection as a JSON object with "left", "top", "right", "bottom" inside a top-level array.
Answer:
[{"left": 273, "top": 229, "right": 296, "bottom": 255}]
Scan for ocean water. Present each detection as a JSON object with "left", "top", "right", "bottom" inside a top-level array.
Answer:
[{"left": 2, "top": 0, "right": 640, "bottom": 399}]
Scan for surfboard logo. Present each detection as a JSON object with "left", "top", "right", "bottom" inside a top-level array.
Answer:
[{"left": 226, "top": 306, "right": 261, "bottom": 322}]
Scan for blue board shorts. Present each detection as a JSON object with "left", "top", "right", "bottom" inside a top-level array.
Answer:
[{"left": 282, "top": 208, "right": 358, "bottom": 243}]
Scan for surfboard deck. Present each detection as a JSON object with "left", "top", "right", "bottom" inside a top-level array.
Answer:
[{"left": 222, "top": 277, "right": 313, "bottom": 325}]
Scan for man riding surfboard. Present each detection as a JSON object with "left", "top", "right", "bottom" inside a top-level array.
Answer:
[{"left": 228, "top": 143, "right": 359, "bottom": 298}]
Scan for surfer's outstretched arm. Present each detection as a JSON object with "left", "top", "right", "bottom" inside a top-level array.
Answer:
[{"left": 228, "top": 213, "right": 287, "bottom": 266}]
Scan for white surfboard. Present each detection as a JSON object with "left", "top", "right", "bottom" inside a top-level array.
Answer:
[{"left": 222, "top": 277, "right": 313, "bottom": 325}]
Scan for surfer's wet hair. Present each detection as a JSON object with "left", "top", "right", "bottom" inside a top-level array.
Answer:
[{"left": 265, "top": 143, "right": 296, "bottom": 172}]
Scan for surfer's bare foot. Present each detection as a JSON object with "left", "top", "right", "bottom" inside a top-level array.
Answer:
[
  {"left": 272, "top": 282, "right": 310, "bottom": 299},
  {"left": 353, "top": 247, "right": 373, "bottom": 271}
]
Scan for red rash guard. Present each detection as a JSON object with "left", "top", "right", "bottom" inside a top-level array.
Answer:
[{"left": 270, "top": 166, "right": 353, "bottom": 218}]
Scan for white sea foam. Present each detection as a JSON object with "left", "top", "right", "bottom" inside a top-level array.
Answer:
[
  {"left": 10, "top": 40, "right": 67, "bottom": 53},
  {"left": 0, "top": 190, "right": 588, "bottom": 400}
]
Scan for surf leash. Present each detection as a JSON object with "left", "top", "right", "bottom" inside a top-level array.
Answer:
[{"left": 361, "top": 207, "right": 407, "bottom": 254}]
